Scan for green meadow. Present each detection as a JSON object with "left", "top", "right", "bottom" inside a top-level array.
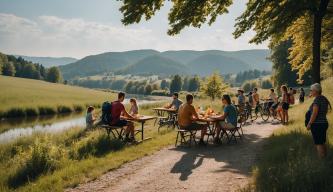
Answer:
[{"left": 0, "top": 76, "right": 115, "bottom": 118}]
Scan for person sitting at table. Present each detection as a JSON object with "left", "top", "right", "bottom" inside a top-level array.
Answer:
[
  {"left": 86, "top": 106, "right": 96, "bottom": 129},
  {"left": 214, "top": 94, "right": 238, "bottom": 144},
  {"left": 129, "top": 98, "right": 139, "bottom": 116},
  {"left": 166, "top": 92, "right": 183, "bottom": 111},
  {"left": 111, "top": 92, "right": 136, "bottom": 142},
  {"left": 178, "top": 94, "right": 207, "bottom": 145}
]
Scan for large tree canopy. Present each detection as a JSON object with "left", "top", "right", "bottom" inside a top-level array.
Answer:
[{"left": 119, "top": 0, "right": 333, "bottom": 83}]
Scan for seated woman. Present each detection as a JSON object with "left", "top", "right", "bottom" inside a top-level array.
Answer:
[
  {"left": 129, "top": 98, "right": 139, "bottom": 116},
  {"left": 86, "top": 106, "right": 96, "bottom": 129},
  {"left": 214, "top": 95, "right": 238, "bottom": 143}
]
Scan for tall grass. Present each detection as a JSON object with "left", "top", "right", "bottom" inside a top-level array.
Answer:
[
  {"left": 0, "top": 76, "right": 114, "bottom": 118},
  {"left": 245, "top": 78, "right": 333, "bottom": 192}
]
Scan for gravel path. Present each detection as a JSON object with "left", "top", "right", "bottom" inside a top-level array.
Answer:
[{"left": 67, "top": 121, "right": 281, "bottom": 192}]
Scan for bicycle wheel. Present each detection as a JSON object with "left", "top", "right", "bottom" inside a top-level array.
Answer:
[
  {"left": 250, "top": 107, "right": 258, "bottom": 121},
  {"left": 261, "top": 108, "right": 270, "bottom": 121}
]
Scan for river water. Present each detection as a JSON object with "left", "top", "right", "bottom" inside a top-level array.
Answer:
[{"left": 0, "top": 97, "right": 168, "bottom": 143}]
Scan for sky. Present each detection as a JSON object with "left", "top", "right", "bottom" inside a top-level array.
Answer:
[{"left": 0, "top": 0, "right": 268, "bottom": 59}]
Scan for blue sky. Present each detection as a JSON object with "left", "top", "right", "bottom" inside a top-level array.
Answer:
[{"left": 0, "top": 0, "right": 268, "bottom": 58}]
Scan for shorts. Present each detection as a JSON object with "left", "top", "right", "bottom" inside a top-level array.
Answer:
[
  {"left": 267, "top": 101, "right": 274, "bottom": 108},
  {"left": 219, "top": 122, "right": 236, "bottom": 129},
  {"left": 282, "top": 102, "right": 289, "bottom": 110},
  {"left": 112, "top": 119, "right": 129, "bottom": 127},
  {"left": 271, "top": 102, "right": 279, "bottom": 110},
  {"left": 181, "top": 122, "right": 205, "bottom": 131},
  {"left": 311, "top": 123, "right": 328, "bottom": 145}
]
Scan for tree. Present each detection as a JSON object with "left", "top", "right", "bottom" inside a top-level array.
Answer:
[
  {"left": 145, "top": 84, "right": 153, "bottom": 95},
  {"left": 160, "top": 79, "right": 168, "bottom": 90},
  {"left": 119, "top": 0, "right": 333, "bottom": 83},
  {"left": 261, "top": 79, "right": 273, "bottom": 89},
  {"left": 170, "top": 75, "right": 182, "bottom": 94},
  {"left": 188, "top": 76, "right": 200, "bottom": 92},
  {"left": 242, "top": 80, "right": 258, "bottom": 93},
  {"left": 270, "top": 40, "right": 311, "bottom": 88},
  {"left": 2, "top": 62, "right": 16, "bottom": 76},
  {"left": 202, "top": 72, "right": 228, "bottom": 100},
  {"left": 46, "top": 67, "right": 62, "bottom": 83},
  {"left": 182, "top": 76, "right": 189, "bottom": 91}
]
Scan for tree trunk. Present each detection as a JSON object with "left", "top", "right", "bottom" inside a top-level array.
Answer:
[{"left": 312, "top": 0, "right": 330, "bottom": 84}]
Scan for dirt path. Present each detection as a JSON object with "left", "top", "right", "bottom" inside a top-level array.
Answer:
[{"left": 67, "top": 121, "right": 281, "bottom": 192}]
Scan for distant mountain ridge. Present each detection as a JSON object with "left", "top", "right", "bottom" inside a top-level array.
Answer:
[
  {"left": 59, "top": 49, "right": 271, "bottom": 79},
  {"left": 15, "top": 55, "right": 78, "bottom": 67}
]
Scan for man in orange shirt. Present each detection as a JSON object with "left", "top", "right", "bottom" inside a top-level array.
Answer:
[{"left": 178, "top": 94, "right": 207, "bottom": 145}]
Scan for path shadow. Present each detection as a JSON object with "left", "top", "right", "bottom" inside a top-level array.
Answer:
[{"left": 169, "top": 133, "right": 264, "bottom": 181}]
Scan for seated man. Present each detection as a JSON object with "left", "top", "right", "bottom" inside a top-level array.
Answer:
[
  {"left": 166, "top": 92, "right": 183, "bottom": 111},
  {"left": 111, "top": 92, "right": 135, "bottom": 141},
  {"left": 214, "top": 94, "right": 238, "bottom": 143},
  {"left": 178, "top": 94, "right": 207, "bottom": 145}
]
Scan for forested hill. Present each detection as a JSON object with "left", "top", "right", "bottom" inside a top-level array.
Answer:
[
  {"left": 15, "top": 55, "right": 78, "bottom": 67},
  {"left": 59, "top": 49, "right": 271, "bottom": 79}
]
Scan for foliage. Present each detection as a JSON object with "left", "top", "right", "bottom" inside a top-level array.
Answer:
[
  {"left": 188, "top": 76, "right": 201, "bottom": 92},
  {"left": 270, "top": 40, "right": 312, "bottom": 88},
  {"left": 46, "top": 67, "right": 62, "bottom": 83},
  {"left": 261, "top": 79, "right": 273, "bottom": 89},
  {"left": 201, "top": 72, "right": 228, "bottom": 100},
  {"left": 235, "top": 69, "right": 271, "bottom": 84},
  {"left": 242, "top": 80, "right": 258, "bottom": 93},
  {"left": 160, "top": 79, "right": 169, "bottom": 90},
  {"left": 170, "top": 75, "right": 182, "bottom": 94},
  {"left": 145, "top": 84, "right": 153, "bottom": 95},
  {"left": 2, "top": 62, "right": 16, "bottom": 76},
  {"left": 151, "top": 89, "right": 169, "bottom": 96}
]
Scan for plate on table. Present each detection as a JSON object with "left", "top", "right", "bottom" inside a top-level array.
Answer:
[{"left": 209, "top": 115, "right": 221, "bottom": 119}]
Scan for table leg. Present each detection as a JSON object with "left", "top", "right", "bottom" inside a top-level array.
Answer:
[{"left": 141, "top": 121, "right": 144, "bottom": 141}]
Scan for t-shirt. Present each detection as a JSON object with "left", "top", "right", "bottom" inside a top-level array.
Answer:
[
  {"left": 86, "top": 112, "right": 94, "bottom": 128},
  {"left": 253, "top": 93, "right": 259, "bottom": 105},
  {"left": 269, "top": 92, "right": 277, "bottom": 103},
  {"left": 310, "top": 95, "right": 330, "bottom": 124},
  {"left": 224, "top": 105, "right": 237, "bottom": 126},
  {"left": 172, "top": 98, "right": 183, "bottom": 111},
  {"left": 178, "top": 103, "right": 196, "bottom": 127},
  {"left": 111, "top": 101, "right": 125, "bottom": 124},
  {"left": 238, "top": 95, "right": 245, "bottom": 106}
]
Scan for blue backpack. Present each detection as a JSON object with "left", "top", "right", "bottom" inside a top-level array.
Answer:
[{"left": 101, "top": 101, "right": 112, "bottom": 124}]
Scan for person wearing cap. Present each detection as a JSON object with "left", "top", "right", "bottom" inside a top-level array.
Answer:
[{"left": 306, "top": 83, "right": 331, "bottom": 158}]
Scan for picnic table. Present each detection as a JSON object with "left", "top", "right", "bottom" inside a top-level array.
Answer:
[
  {"left": 196, "top": 115, "right": 222, "bottom": 142},
  {"left": 152, "top": 107, "right": 178, "bottom": 131},
  {"left": 125, "top": 115, "right": 157, "bottom": 142}
]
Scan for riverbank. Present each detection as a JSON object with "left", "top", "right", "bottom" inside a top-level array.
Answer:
[{"left": 0, "top": 76, "right": 114, "bottom": 119}]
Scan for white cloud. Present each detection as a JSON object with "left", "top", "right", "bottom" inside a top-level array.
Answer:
[{"left": 0, "top": 13, "right": 267, "bottom": 58}]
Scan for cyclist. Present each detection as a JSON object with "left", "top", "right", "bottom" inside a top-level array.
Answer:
[
  {"left": 253, "top": 88, "right": 260, "bottom": 113},
  {"left": 268, "top": 88, "right": 279, "bottom": 116}
]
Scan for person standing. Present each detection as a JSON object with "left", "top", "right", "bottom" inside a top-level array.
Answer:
[
  {"left": 306, "top": 83, "right": 331, "bottom": 158},
  {"left": 280, "top": 85, "right": 289, "bottom": 124},
  {"left": 299, "top": 88, "right": 305, "bottom": 103}
]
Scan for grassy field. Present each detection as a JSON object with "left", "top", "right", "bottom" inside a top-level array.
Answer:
[
  {"left": 0, "top": 76, "right": 115, "bottom": 118},
  {"left": 245, "top": 78, "right": 333, "bottom": 192}
]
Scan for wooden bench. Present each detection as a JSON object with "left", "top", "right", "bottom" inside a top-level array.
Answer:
[{"left": 99, "top": 124, "right": 125, "bottom": 140}]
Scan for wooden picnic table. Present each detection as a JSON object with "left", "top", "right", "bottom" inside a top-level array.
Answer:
[
  {"left": 124, "top": 115, "right": 157, "bottom": 142},
  {"left": 196, "top": 115, "right": 223, "bottom": 142},
  {"left": 152, "top": 107, "right": 178, "bottom": 131}
]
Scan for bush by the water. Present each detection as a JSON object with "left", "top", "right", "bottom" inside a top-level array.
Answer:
[
  {"left": 38, "top": 106, "right": 57, "bottom": 116},
  {"left": 57, "top": 105, "right": 73, "bottom": 113}
]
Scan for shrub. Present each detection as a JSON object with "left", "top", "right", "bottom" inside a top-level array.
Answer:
[
  {"left": 7, "top": 141, "right": 59, "bottom": 188},
  {"left": 25, "top": 108, "right": 39, "bottom": 116},
  {"left": 6, "top": 108, "right": 26, "bottom": 118},
  {"left": 70, "top": 134, "right": 124, "bottom": 160},
  {"left": 38, "top": 106, "right": 57, "bottom": 115},
  {"left": 151, "top": 90, "right": 170, "bottom": 96},
  {"left": 57, "top": 105, "right": 72, "bottom": 113},
  {"left": 73, "top": 105, "right": 84, "bottom": 112}
]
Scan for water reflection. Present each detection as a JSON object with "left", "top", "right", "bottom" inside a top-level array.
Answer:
[{"left": 0, "top": 97, "right": 168, "bottom": 143}]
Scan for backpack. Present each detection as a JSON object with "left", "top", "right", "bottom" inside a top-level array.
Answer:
[{"left": 101, "top": 101, "right": 112, "bottom": 124}]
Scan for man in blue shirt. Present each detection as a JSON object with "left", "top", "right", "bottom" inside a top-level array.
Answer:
[{"left": 166, "top": 92, "right": 183, "bottom": 111}]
